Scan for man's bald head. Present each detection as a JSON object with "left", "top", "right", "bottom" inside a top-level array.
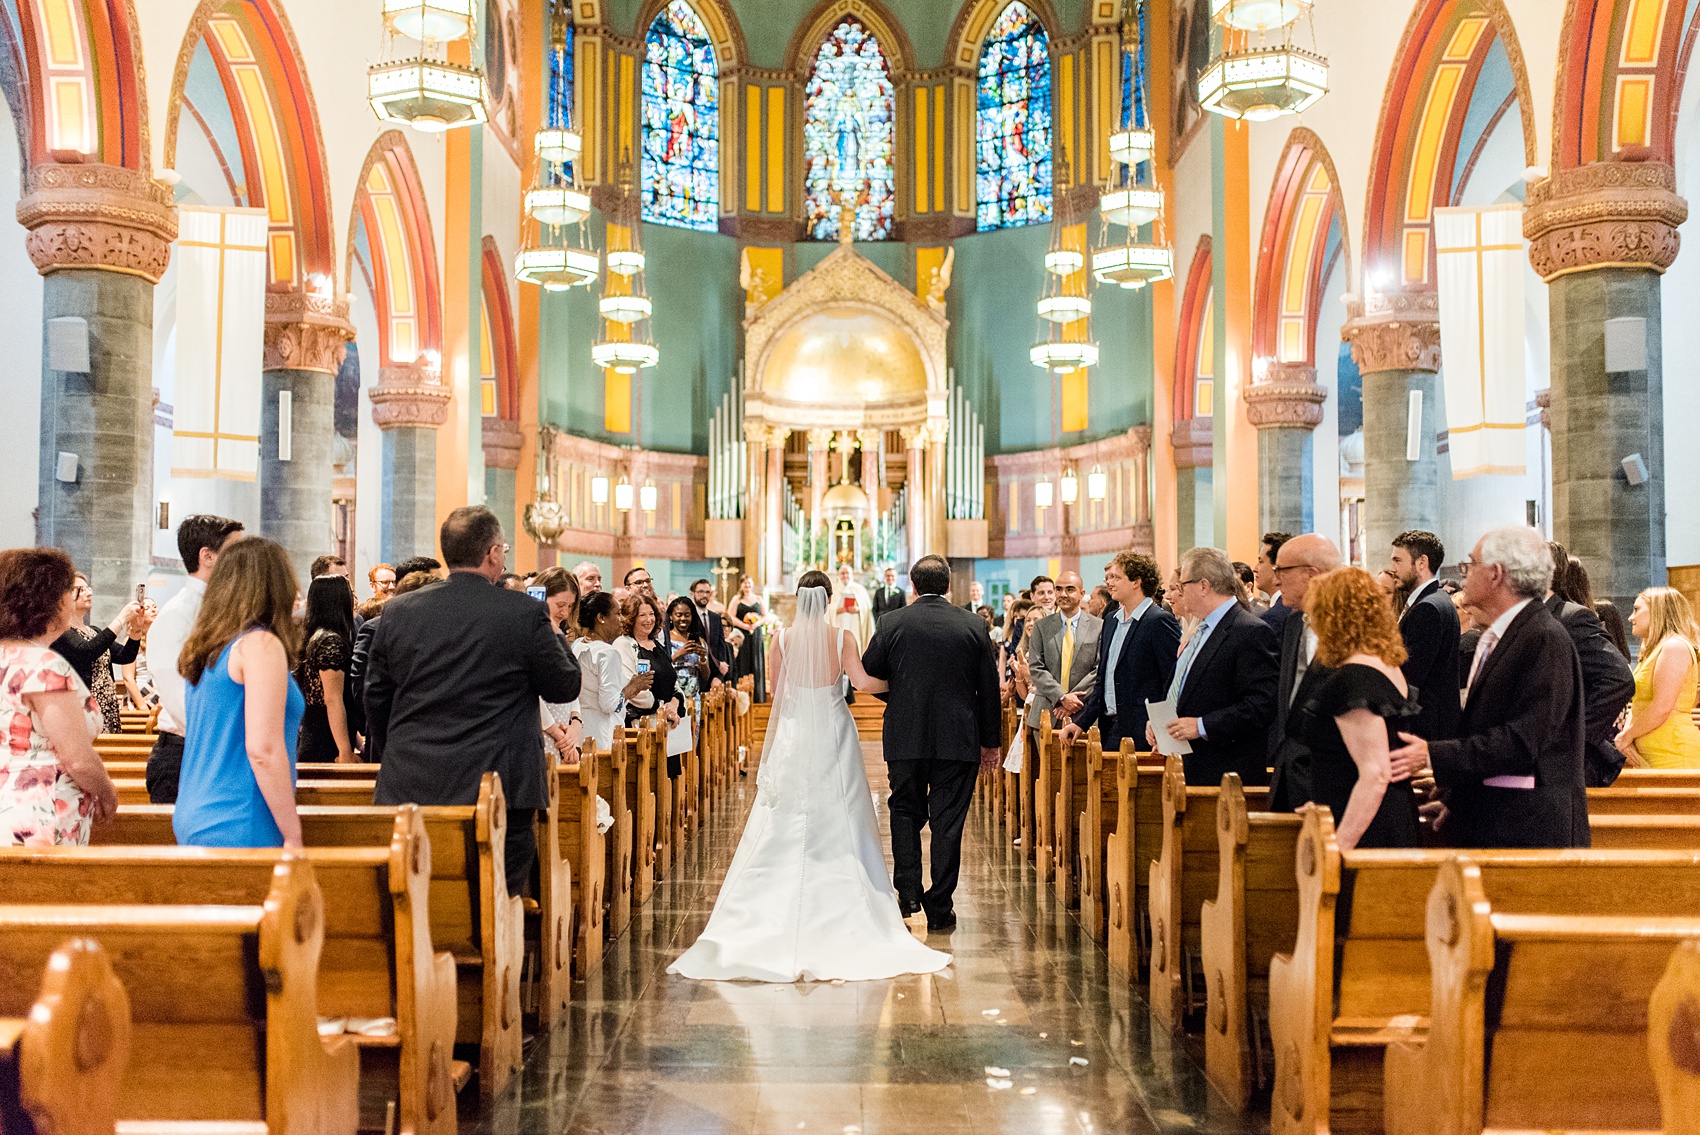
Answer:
[
  {"left": 1274, "top": 534, "right": 1341, "bottom": 613},
  {"left": 1056, "top": 570, "right": 1084, "bottom": 616}
]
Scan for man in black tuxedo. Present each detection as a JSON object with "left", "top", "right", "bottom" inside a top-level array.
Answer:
[
  {"left": 1062, "top": 552, "right": 1179, "bottom": 754},
  {"left": 1545, "top": 541, "right": 1636, "bottom": 786},
  {"left": 1389, "top": 529, "right": 1461, "bottom": 741},
  {"left": 1265, "top": 534, "right": 1341, "bottom": 811},
  {"left": 1258, "top": 531, "right": 1297, "bottom": 634},
  {"left": 690, "top": 578, "right": 732, "bottom": 682},
  {"left": 1391, "top": 526, "right": 1588, "bottom": 848},
  {"left": 1153, "top": 547, "right": 1280, "bottom": 786},
  {"left": 367, "top": 507, "right": 581, "bottom": 894},
  {"left": 861, "top": 555, "right": 1001, "bottom": 934},
  {"left": 872, "top": 565, "right": 907, "bottom": 625}
]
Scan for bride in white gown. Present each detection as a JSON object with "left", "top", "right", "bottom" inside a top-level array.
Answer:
[{"left": 669, "top": 576, "right": 952, "bottom": 982}]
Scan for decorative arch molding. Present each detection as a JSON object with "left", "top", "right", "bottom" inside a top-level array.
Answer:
[
  {"left": 945, "top": 0, "right": 1063, "bottom": 71},
  {"left": 163, "top": 0, "right": 335, "bottom": 289},
  {"left": 1174, "top": 236, "right": 1212, "bottom": 425},
  {"left": 480, "top": 235, "right": 519, "bottom": 422},
  {"left": 1363, "top": 0, "right": 1536, "bottom": 291},
  {"left": 632, "top": 0, "right": 745, "bottom": 70},
  {"left": 1553, "top": 0, "right": 1689, "bottom": 167},
  {"left": 1254, "top": 128, "right": 1350, "bottom": 369},
  {"left": 347, "top": 131, "right": 440, "bottom": 370},
  {"left": 4, "top": 0, "right": 150, "bottom": 170},
  {"left": 785, "top": 0, "right": 915, "bottom": 78}
]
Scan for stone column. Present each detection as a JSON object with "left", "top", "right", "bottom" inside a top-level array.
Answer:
[
  {"left": 262, "top": 290, "right": 355, "bottom": 583},
  {"left": 1342, "top": 291, "right": 1443, "bottom": 560},
  {"left": 482, "top": 416, "right": 523, "bottom": 565},
  {"left": 21, "top": 162, "right": 175, "bottom": 619},
  {"left": 901, "top": 426, "right": 925, "bottom": 568},
  {"left": 858, "top": 429, "right": 881, "bottom": 567},
  {"left": 924, "top": 418, "right": 949, "bottom": 558},
  {"left": 765, "top": 429, "right": 788, "bottom": 586},
  {"left": 1245, "top": 363, "right": 1327, "bottom": 537},
  {"left": 368, "top": 362, "right": 451, "bottom": 565},
  {"left": 1524, "top": 158, "right": 1687, "bottom": 610},
  {"left": 1170, "top": 418, "right": 1213, "bottom": 551},
  {"left": 743, "top": 422, "right": 768, "bottom": 591},
  {"left": 806, "top": 428, "right": 832, "bottom": 562}
]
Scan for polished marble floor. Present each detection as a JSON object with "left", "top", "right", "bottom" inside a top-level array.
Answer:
[{"left": 467, "top": 746, "right": 1263, "bottom": 1135}]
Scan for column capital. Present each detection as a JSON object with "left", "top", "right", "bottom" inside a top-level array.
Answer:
[
  {"left": 899, "top": 425, "right": 925, "bottom": 450},
  {"left": 856, "top": 428, "right": 882, "bottom": 448},
  {"left": 805, "top": 427, "right": 836, "bottom": 448},
  {"left": 369, "top": 362, "right": 450, "bottom": 430},
  {"left": 1523, "top": 158, "right": 1689, "bottom": 281},
  {"left": 264, "top": 289, "right": 355, "bottom": 375},
  {"left": 1170, "top": 417, "right": 1213, "bottom": 470},
  {"left": 920, "top": 417, "right": 950, "bottom": 446},
  {"left": 16, "top": 161, "right": 176, "bottom": 283},
  {"left": 1245, "top": 363, "right": 1326, "bottom": 430},
  {"left": 481, "top": 415, "right": 524, "bottom": 468},
  {"left": 1342, "top": 291, "right": 1441, "bottom": 374}
]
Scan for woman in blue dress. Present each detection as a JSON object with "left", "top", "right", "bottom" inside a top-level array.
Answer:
[{"left": 174, "top": 537, "right": 306, "bottom": 849}]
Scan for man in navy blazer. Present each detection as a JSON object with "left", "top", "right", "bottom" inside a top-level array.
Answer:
[{"left": 1062, "top": 551, "right": 1180, "bottom": 754}]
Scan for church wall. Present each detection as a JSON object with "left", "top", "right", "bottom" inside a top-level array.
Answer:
[{"left": 0, "top": 87, "right": 40, "bottom": 550}]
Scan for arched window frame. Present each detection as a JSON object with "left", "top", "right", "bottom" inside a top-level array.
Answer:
[
  {"left": 975, "top": 0, "right": 1053, "bottom": 231},
  {"left": 640, "top": 0, "right": 720, "bottom": 231},
  {"left": 800, "top": 14, "right": 897, "bottom": 242}
]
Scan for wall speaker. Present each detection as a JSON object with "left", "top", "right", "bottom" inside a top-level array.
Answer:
[
  {"left": 1604, "top": 317, "right": 1648, "bottom": 374},
  {"left": 54, "top": 452, "right": 78, "bottom": 483},
  {"left": 46, "top": 317, "right": 89, "bottom": 373},
  {"left": 1622, "top": 453, "right": 1649, "bottom": 486}
]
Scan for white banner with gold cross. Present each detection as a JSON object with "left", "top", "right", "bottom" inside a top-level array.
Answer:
[
  {"left": 172, "top": 205, "right": 268, "bottom": 480},
  {"left": 1434, "top": 202, "right": 1526, "bottom": 478}
]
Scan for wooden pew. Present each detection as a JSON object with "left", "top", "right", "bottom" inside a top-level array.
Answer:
[
  {"left": 1051, "top": 726, "right": 1090, "bottom": 909},
  {"left": 1580, "top": 786, "right": 1700, "bottom": 815},
  {"left": 650, "top": 719, "right": 674, "bottom": 881},
  {"left": 0, "top": 809, "right": 461, "bottom": 1135},
  {"left": 1649, "top": 938, "right": 1700, "bottom": 1135},
  {"left": 1382, "top": 858, "right": 1700, "bottom": 1135},
  {"left": 1033, "top": 714, "right": 1055, "bottom": 881},
  {"left": 1076, "top": 731, "right": 1120, "bottom": 943},
  {"left": 627, "top": 724, "right": 658, "bottom": 908},
  {"left": 1000, "top": 705, "right": 1020, "bottom": 847},
  {"left": 1104, "top": 751, "right": 1167, "bottom": 975},
  {"left": 558, "top": 747, "right": 605, "bottom": 974},
  {"left": 0, "top": 858, "right": 359, "bottom": 1133},
  {"left": 599, "top": 731, "right": 634, "bottom": 940},
  {"left": 0, "top": 939, "right": 129, "bottom": 1135},
  {"left": 91, "top": 773, "right": 524, "bottom": 1102},
  {"left": 1268, "top": 805, "right": 1700, "bottom": 1135},
  {"left": 93, "top": 734, "right": 155, "bottom": 761}
]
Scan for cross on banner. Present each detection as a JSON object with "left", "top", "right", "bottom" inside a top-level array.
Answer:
[{"left": 1434, "top": 203, "right": 1527, "bottom": 478}]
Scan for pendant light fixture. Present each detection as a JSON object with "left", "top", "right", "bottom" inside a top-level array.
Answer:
[
  {"left": 1032, "top": 157, "right": 1096, "bottom": 373},
  {"left": 516, "top": 0, "right": 599, "bottom": 290},
  {"left": 1093, "top": 0, "right": 1174, "bottom": 290},
  {"left": 591, "top": 153, "right": 659, "bottom": 375},
  {"left": 368, "top": 0, "right": 487, "bottom": 131},
  {"left": 1199, "top": 0, "right": 1329, "bottom": 122}
]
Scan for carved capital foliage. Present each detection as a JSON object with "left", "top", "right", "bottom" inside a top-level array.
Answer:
[
  {"left": 264, "top": 290, "right": 355, "bottom": 375},
  {"left": 1523, "top": 160, "right": 1688, "bottom": 281},
  {"left": 481, "top": 415, "right": 524, "bottom": 468},
  {"left": 1245, "top": 364, "right": 1326, "bottom": 430},
  {"left": 805, "top": 427, "right": 836, "bottom": 448},
  {"left": 1170, "top": 417, "right": 1213, "bottom": 470},
  {"left": 16, "top": 162, "right": 177, "bottom": 283},
  {"left": 1342, "top": 291, "right": 1441, "bottom": 374},
  {"left": 370, "top": 362, "right": 450, "bottom": 430}
]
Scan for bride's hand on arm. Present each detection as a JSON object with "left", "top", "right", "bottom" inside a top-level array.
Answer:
[{"left": 843, "top": 637, "right": 887, "bottom": 693}]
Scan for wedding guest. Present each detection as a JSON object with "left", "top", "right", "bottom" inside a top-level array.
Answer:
[
  {"left": 0, "top": 548, "right": 116, "bottom": 845},
  {"left": 727, "top": 575, "right": 767, "bottom": 698},
  {"left": 368, "top": 562, "right": 397, "bottom": 601},
  {"left": 296, "top": 574, "right": 357, "bottom": 763},
  {"left": 574, "top": 591, "right": 652, "bottom": 751},
  {"left": 1389, "top": 530, "right": 1461, "bottom": 742},
  {"left": 1029, "top": 575, "right": 1056, "bottom": 614},
  {"left": 1062, "top": 552, "right": 1180, "bottom": 753},
  {"left": 52, "top": 573, "right": 146, "bottom": 734},
  {"left": 310, "top": 554, "right": 346, "bottom": 580},
  {"left": 976, "top": 606, "right": 997, "bottom": 638},
  {"left": 1258, "top": 531, "right": 1296, "bottom": 632},
  {"left": 533, "top": 567, "right": 583, "bottom": 762},
  {"left": 1267, "top": 534, "right": 1342, "bottom": 811},
  {"left": 174, "top": 538, "right": 305, "bottom": 849},
  {"left": 873, "top": 566, "right": 907, "bottom": 626},
  {"left": 1027, "top": 570, "right": 1101, "bottom": 725},
  {"left": 962, "top": 579, "right": 985, "bottom": 613},
  {"left": 1288, "top": 567, "right": 1421, "bottom": 850},
  {"left": 1086, "top": 585, "right": 1112, "bottom": 620},
  {"left": 1233, "top": 562, "right": 1264, "bottom": 612},
  {"left": 535, "top": 566, "right": 581, "bottom": 637},
  {"left": 498, "top": 573, "right": 525, "bottom": 591},
  {"left": 1544, "top": 541, "right": 1635, "bottom": 785},
  {"left": 573, "top": 561, "right": 603, "bottom": 596},
  {"left": 666, "top": 596, "right": 711, "bottom": 700},
  {"left": 690, "top": 579, "right": 732, "bottom": 682},
  {"left": 1617, "top": 587, "right": 1700, "bottom": 769},
  {"left": 620, "top": 592, "right": 682, "bottom": 755}
]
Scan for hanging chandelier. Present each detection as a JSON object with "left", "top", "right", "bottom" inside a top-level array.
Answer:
[
  {"left": 1092, "top": 241, "right": 1174, "bottom": 289},
  {"left": 592, "top": 155, "right": 659, "bottom": 374},
  {"left": 534, "top": 127, "right": 581, "bottom": 164},
  {"left": 1038, "top": 295, "right": 1092, "bottom": 324},
  {"left": 367, "top": 0, "right": 486, "bottom": 131},
  {"left": 1093, "top": 0, "right": 1174, "bottom": 290},
  {"left": 1032, "top": 161, "right": 1095, "bottom": 372},
  {"left": 1199, "top": 0, "right": 1328, "bottom": 122},
  {"left": 516, "top": 0, "right": 598, "bottom": 290},
  {"left": 1108, "top": 127, "right": 1155, "bottom": 167},
  {"left": 514, "top": 244, "right": 599, "bottom": 290},
  {"left": 1030, "top": 339, "right": 1100, "bottom": 374},
  {"left": 524, "top": 185, "right": 592, "bottom": 226},
  {"left": 1044, "top": 248, "right": 1084, "bottom": 276},
  {"left": 383, "top": 0, "right": 473, "bottom": 42},
  {"left": 1099, "top": 185, "right": 1164, "bottom": 228}
]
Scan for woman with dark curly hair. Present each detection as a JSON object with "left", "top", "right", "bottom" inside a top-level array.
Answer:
[
  {"left": 1284, "top": 567, "right": 1422, "bottom": 850},
  {"left": 0, "top": 548, "right": 118, "bottom": 845}
]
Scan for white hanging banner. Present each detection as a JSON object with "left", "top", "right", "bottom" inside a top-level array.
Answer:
[
  {"left": 172, "top": 206, "right": 268, "bottom": 480},
  {"left": 1434, "top": 202, "right": 1526, "bottom": 478}
]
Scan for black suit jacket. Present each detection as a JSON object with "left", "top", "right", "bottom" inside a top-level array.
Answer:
[
  {"left": 1071, "top": 602, "right": 1181, "bottom": 752},
  {"left": 862, "top": 595, "right": 1001, "bottom": 763},
  {"left": 367, "top": 572, "right": 581, "bottom": 811},
  {"left": 696, "top": 605, "right": 731, "bottom": 674},
  {"left": 1261, "top": 597, "right": 1297, "bottom": 635},
  {"left": 1398, "top": 580, "right": 1462, "bottom": 741},
  {"left": 1430, "top": 600, "right": 1588, "bottom": 848},
  {"left": 1544, "top": 594, "right": 1637, "bottom": 786},
  {"left": 1174, "top": 601, "right": 1280, "bottom": 786},
  {"left": 873, "top": 585, "right": 907, "bottom": 623},
  {"left": 1268, "top": 613, "right": 1325, "bottom": 811}
]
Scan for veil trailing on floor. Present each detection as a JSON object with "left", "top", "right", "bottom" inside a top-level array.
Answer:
[{"left": 755, "top": 585, "right": 839, "bottom": 814}]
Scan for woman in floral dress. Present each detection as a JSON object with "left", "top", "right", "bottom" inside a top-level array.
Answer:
[{"left": 0, "top": 548, "right": 118, "bottom": 846}]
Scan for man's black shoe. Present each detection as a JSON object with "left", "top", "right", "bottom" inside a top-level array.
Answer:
[
  {"left": 926, "top": 912, "right": 957, "bottom": 934},
  {"left": 899, "top": 896, "right": 924, "bottom": 918}
]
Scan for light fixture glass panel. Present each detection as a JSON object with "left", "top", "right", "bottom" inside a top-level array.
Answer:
[
  {"left": 533, "top": 128, "right": 582, "bottom": 164},
  {"left": 1060, "top": 470, "right": 1078, "bottom": 504},
  {"left": 524, "top": 186, "right": 592, "bottom": 226},
  {"left": 384, "top": 0, "right": 474, "bottom": 41},
  {"left": 606, "top": 249, "right": 646, "bottom": 275},
  {"left": 640, "top": 481, "right": 658, "bottom": 513},
  {"left": 598, "top": 294, "right": 653, "bottom": 323},
  {"left": 591, "top": 475, "right": 610, "bottom": 505},
  {"left": 1092, "top": 243, "right": 1174, "bottom": 288},
  {"left": 1099, "top": 186, "right": 1164, "bottom": 228},
  {"left": 1109, "top": 127, "right": 1155, "bottom": 167},
  {"left": 1037, "top": 295, "right": 1092, "bottom": 324},
  {"left": 1087, "top": 466, "right": 1108, "bottom": 502},
  {"left": 1029, "top": 341, "right": 1100, "bottom": 373},
  {"left": 368, "top": 59, "right": 487, "bottom": 131},
  {"left": 514, "top": 245, "right": 599, "bottom": 290},
  {"left": 591, "top": 340, "right": 660, "bottom": 371},
  {"left": 1044, "top": 249, "right": 1085, "bottom": 276},
  {"left": 614, "top": 478, "right": 634, "bottom": 511},
  {"left": 1198, "top": 46, "right": 1328, "bottom": 122},
  {"left": 1034, "top": 480, "right": 1054, "bottom": 509},
  {"left": 1210, "top": 0, "right": 1311, "bottom": 31}
]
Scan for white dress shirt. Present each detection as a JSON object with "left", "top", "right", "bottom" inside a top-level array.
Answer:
[
  {"left": 146, "top": 577, "right": 206, "bottom": 736},
  {"left": 573, "top": 639, "right": 627, "bottom": 750},
  {"left": 1102, "top": 598, "right": 1152, "bottom": 716}
]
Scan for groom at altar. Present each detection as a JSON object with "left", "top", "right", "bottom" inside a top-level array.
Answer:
[{"left": 831, "top": 564, "right": 875, "bottom": 648}]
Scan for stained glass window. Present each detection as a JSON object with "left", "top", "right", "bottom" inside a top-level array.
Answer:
[
  {"left": 976, "top": 2, "right": 1053, "bottom": 231},
  {"left": 641, "top": 0, "right": 718, "bottom": 230},
  {"left": 802, "top": 18, "right": 895, "bottom": 241}
]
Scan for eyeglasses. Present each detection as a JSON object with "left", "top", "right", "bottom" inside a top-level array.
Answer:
[
  {"left": 1271, "top": 564, "right": 1314, "bottom": 577},
  {"left": 630, "top": 576, "right": 652, "bottom": 587}
]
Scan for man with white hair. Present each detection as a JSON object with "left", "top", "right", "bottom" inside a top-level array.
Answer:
[
  {"left": 1390, "top": 526, "right": 1588, "bottom": 848},
  {"left": 573, "top": 561, "right": 602, "bottom": 596}
]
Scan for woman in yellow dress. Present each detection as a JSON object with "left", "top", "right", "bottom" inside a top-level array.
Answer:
[{"left": 1616, "top": 587, "right": 1700, "bottom": 769}]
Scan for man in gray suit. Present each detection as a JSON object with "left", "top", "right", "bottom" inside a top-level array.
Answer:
[{"left": 1027, "top": 570, "right": 1102, "bottom": 724}]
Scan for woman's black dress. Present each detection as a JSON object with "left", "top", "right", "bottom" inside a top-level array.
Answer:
[
  {"left": 1288, "top": 663, "right": 1422, "bottom": 849},
  {"left": 295, "top": 629, "right": 351, "bottom": 762},
  {"left": 53, "top": 624, "right": 140, "bottom": 733},
  {"left": 731, "top": 600, "right": 766, "bottom": 700}
]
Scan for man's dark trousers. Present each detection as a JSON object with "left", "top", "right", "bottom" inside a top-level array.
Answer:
[{"left": 886, "top": 759, "right": 978, "bottom": 922}]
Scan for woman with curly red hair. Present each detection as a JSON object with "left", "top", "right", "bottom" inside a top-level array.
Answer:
[
  {"left": 0, "top": 548, "right": 118, "bottom": 845},
  {"left": 1285, "top": 567, "right": 1422, "bottom": 850}
]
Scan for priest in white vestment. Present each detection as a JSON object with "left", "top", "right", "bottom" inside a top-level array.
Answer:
[{"left": 831, "top": 565, "right": 875, "bottom": 648}]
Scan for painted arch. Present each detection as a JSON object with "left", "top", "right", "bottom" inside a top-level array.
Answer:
[
  {"left": 945, "top": 0, "right": 1061, "bottom": 70},
  {"left": 0, "top": 0, "right": 149, "bottom": 169},
  {"left": 163, "top": 0, "right": 335, "bottom": 289},
  {"left": 785, "top": 0, "right": 913, "bottom": 76},
  {"left": 347, "top": 131, "right": 440, "bottom": 370},
  {"left": 1174, "top": 236, "right": 1212, "bottom": 423},
  {"left": 480, "top": 236, "right": 518, "bottom": 421},
  {"left": 1254, "top": 129, "right": 1349, "bottom": 369},
  {"left": 1363, "top": 0, "right": 1536, "bottom": 290},
  {"left": 1554, "top": 0, "right": 1691, "bottom": 167}
]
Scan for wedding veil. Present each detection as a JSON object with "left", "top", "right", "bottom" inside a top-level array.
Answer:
[{"left": 755, "top": 585, "right": 838, "bottom": 812}]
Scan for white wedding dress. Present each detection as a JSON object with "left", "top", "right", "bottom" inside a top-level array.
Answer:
[{"left": 669, "top": 586, "right": 951, "bottom": 983}]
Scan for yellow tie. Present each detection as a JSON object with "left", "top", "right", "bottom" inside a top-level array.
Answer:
[{"left": 1061, "top": 619, "right": 1075, "bottom": 684}]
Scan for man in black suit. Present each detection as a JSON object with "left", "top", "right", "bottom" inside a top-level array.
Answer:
[
  {"left": 1258, "top": 531, "right": 1297, "bottom": 634},
  {"left": 861, "top": 555, "right": 1001, "bottom": 934},
  {"left": 872, "top": 565, "right": 907, "bottom": 625},
  {"left": 1391, "top": 526, "right": 1588, "bottom": 848},
  {"left": 366, "top": 507, "right": 581, "bottom": 893},
  {"left": 1546, "top": 541, "right": 1636, "bottom": 786},
  {"left": 961, "top": 579, "right": 985, "bottom": 613},
  {"left": 1265, "top": 534, "right": 1341, "bottom": 811},
  {"left": 1062, "top": 552, "right": 1180, "bottom": 754},
  {"left": 1154, "top": 547, "right": 1280, "bottom": 787},
  {"left": 690, "top": 578, "right": 732, "bottom": 682},
  {"left": 1390, "top": 530, "right": 1461, "bottom": 742}
]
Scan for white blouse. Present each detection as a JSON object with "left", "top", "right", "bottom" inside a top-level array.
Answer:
[{"left": 572, "top": 638, "right": 625, "bottom": 751}]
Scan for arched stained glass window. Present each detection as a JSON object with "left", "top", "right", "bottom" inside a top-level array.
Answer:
[
  {"left": 802, "top": 17, "right": 895, "bottom": 241},
  {"left": 641, "top": 0, "right": 718, "bottom": 230},
  {"left": 976, "top": 2, "right": 1052, "bottom": 231}
]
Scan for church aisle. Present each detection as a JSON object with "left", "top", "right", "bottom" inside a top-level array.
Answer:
[{"left": 468, "top": 745, "right": 1259, "bottom": 1135}]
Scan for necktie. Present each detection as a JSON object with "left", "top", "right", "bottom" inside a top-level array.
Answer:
[
  {"left": 1466, "top": 629, "right": 1499, "bottom": 695},
  {"left": 1168, "top": 624, "right": 1208, "bottom": 702},
  {"left": 1061, "top": 618, "right": 1075, "bottom": 683}
]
